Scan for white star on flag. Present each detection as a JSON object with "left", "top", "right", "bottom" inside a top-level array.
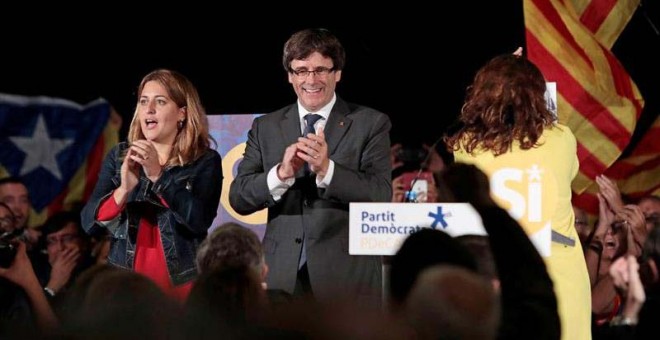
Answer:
[{"left": 9, "top": 115, "right": 73, "bottom": 180}]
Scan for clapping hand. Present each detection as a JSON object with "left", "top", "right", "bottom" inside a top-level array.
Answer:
[{"left": 128, "top": 140, "right": 163, "bottom": 183}]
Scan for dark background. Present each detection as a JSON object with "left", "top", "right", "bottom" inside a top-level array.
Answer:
[{"left": 1, "top": 4, "right": 658, "bottom": 153}]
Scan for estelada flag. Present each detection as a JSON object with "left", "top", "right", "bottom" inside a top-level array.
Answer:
[{"left": 0, "top": 93, "right": 120, "bottom": 226}]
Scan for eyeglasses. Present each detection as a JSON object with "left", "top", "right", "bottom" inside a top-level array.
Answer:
[
  {"left": 291, "top": 67, "right": 334, "bottom": 78},
  {"left": 46, "top": 233, "right": 80, "bottom": 246}
]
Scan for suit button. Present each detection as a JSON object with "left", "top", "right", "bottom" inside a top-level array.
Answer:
[{"left": 295, "top": 238, "right": 302, "bottom": 244}]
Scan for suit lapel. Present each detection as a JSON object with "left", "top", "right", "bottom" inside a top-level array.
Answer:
[
  {"left": 280, "top": 106, "right": 306, "bottom": 178},
  {"left": 325, "top": 98, "right": 352, "bottom": 155},
  {"left": 280, "top": 105, "right": 301, "bottom": 146}
]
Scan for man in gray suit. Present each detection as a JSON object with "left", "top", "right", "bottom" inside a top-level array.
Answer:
[{"left": 229, "top": 28, "right": 391, "bottom": 306}]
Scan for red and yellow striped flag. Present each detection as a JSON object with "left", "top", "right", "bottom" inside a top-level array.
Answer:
[
  {"left": 574, "top": 115, "right": 660, "bottom": 209},
  {"left": 524, "top": 0, "right": 647, "bottom": 213}
]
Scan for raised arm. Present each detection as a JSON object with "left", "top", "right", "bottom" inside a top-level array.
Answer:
[
  {"left": 0, "top": 242, "right": 58, "bottom": 331},
  {"left": 443, "top": 163, "right": 560, "bottom": 340}
]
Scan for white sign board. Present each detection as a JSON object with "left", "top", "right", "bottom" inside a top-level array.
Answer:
[{"left": 349, "top": 203, "right": 486, "bottom": 256}]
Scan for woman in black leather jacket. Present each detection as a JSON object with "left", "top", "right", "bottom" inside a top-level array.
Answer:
[{"left": 81, "top": 69, "right": 222, "bottom": 299}]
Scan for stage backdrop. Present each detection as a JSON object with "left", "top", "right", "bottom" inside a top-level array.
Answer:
[{"left": 209, "top": 114, "right": 267, "bottom": 239}]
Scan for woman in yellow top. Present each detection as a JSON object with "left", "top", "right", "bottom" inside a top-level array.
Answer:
[{"left": 445, "top": 53, "right": 591, "bottom": 340}]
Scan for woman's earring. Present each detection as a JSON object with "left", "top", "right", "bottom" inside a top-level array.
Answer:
[{"left": 178, "top": 120, "right": 184, "bottom": 129}]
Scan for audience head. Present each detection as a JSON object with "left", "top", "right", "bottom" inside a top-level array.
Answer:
[
  {"left": 0, "top": 177, "right": 30, "bottom": 230},
  {"left": 41, "top": 210, "right": 90, "bottom": 265},
  {"left": 185, "top": 266, "right": 266, "bottom": 330},
  {"left": 572, "top": 205, "right": 592, "bottom": 246},
  {"left": 404, "top": 265, "right": 500, "bottom": 340},
  {"left": 196, "top": 222, "right": 267, "bottom": 281},
  {"left": 638, "top": 195, "right": 660, "bottom": 232},
  {"left": 604, "top": 219, "right": 628, "bottom": 260},
  {"left": 62, "top": 265, "right": 179, "bottom": 338},
  {"left": 389, "top": 228, "right": 477, "bottom": 306}
]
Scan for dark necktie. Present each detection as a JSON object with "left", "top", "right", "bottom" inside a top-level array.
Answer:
[
  {"left": 299, "top": 113, "right": 322, "bottom": 269},
  {"left": 303, "top": 113, "right": 322, "bottom": 137},
  {"left": 302, "top": 114, "right": 323, "bottom": 174}
]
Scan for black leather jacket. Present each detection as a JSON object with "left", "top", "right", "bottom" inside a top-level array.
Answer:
[{"left": 81, "top": 142, "right": 223, "bottom": 285}]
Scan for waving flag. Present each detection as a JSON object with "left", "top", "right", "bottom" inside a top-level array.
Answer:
[
  {"left": 0, "top": 94, "right": 119, "bottom": 226},
  {"left": 610, "top": 116, "right": 660, "bottom": 199},
  {"left": 574, "top": 115, "right": 660, "bottom": 209},
  {"left": 524, "top": 0, "right": 647, "bottom": 213}
]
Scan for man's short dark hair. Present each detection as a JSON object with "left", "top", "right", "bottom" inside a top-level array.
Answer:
[
  {"left": 282, "top": 28, "right": 345, "bottom": 72},
  {"left": 41, "top": 210, "right": 83, "bottom": 237},
  {"left": 0, "top": 177, "right": 27, "bottom": 189}
]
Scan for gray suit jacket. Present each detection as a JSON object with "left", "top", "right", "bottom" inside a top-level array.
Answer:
[{"left": 229, "top": 97, "right": 392, "bottom": 304}]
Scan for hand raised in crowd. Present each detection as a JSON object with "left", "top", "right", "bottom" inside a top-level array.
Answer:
[
  {"left": 0, "top": 241, "right": 37, "bottom": 288},
  {"left": 0, "top": 241, "right": 58, "bottom": 330},
  {"left": 593, "top": 193, "right": 616, "bottom": 244},
  {"left": 297, "top": 127, "right": 330, "bottom": 179},
  {"left": 617, "top": 204, "right": 647, "bottom": 257},
  {"left": 128, "top": 140, "right": 163, "bottom": 183},
  {"left": 586, "top": 193, "right": 620, "bottom": 286},
  {"left": 442, "top": 163, "right": 493, "bottom": 207},
  {"left": 596, "top": 175, "right": 624, "bottom": 214},
  {"left": 609, "top": 255, "right": 645, "bottom": 325},
  {"left": 47, "top": 246, "right": 81, "bottom": 293}
]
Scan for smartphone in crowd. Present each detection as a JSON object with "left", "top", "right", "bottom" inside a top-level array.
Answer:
[{"left": 400, "top": 171, "right": 433, "bottom": 202}]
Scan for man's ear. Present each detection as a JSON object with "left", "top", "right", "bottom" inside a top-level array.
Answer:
[{"left": 334, "top": 70, "right": 342, "bottom": 82}]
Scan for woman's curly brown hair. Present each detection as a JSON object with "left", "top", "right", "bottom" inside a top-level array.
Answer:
[{"left": 444, "top": 54, "right": 555, "bottom": 156}]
